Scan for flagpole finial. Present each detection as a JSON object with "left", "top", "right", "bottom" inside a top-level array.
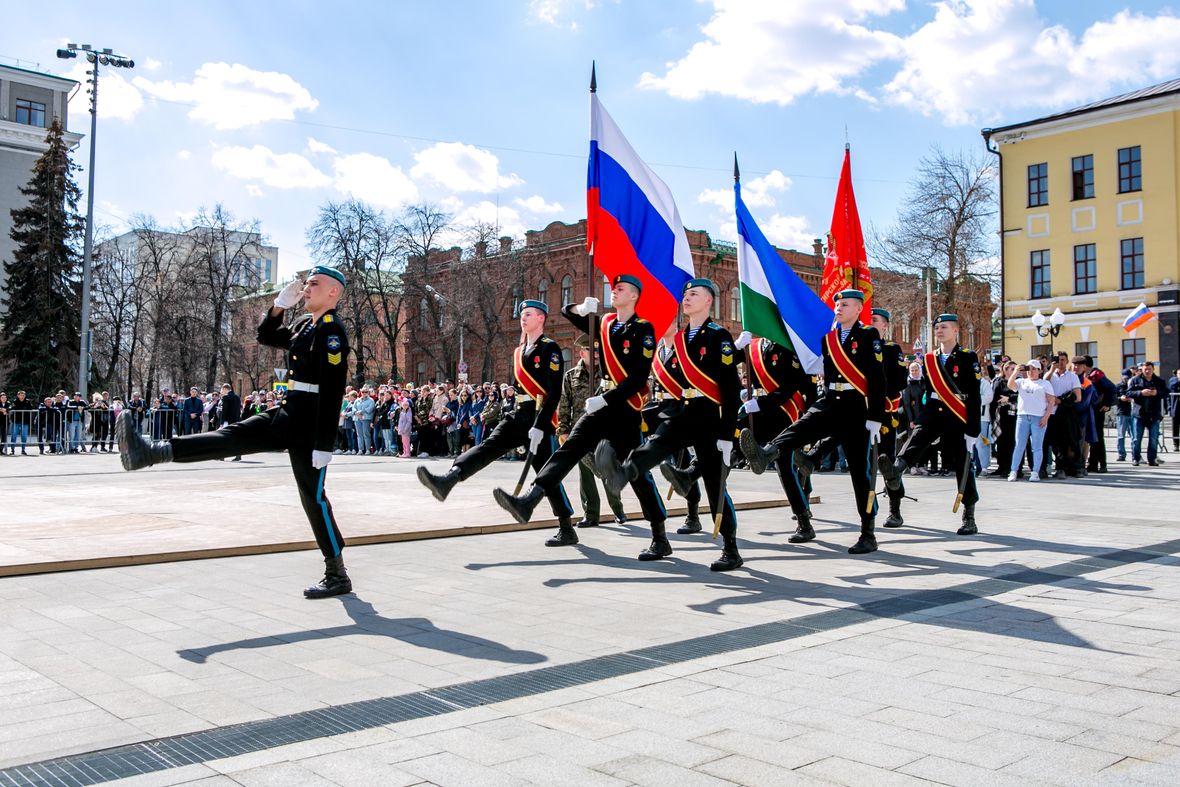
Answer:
[
  {"left": 590, "top": 61, "right": 597, "bottom": 93},
  {"left": 844, "top": 124, "right": 849, "bottom": 150},
  {"left": 733, "top": 152, "right": 740, "bottom": 183}
]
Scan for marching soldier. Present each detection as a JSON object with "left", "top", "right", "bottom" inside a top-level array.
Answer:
[
  {"left": 648, "top": 322, "right": 704, "bottom": 534},
  {"left": 417, "top": 300, "right": 575, "bottom": 540},
  {"left": 561, "top": 334, "right": 628, "bottom": 529},
  {"left": 118, "top": 267, "right": 354, "bottom": 598},
  {"left": 880, "top": 313, "right": 982, "bottom": 535},
  {"left": 493, "top": 274, "right": 667, "bottom": 553},
  {"left": 740, "top": 289, "right": 886, "bottom": 554},
  {"left": 593, "top": 278, "right": 745, "bottom": 571}
]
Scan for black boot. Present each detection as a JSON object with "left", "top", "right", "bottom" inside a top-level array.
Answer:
[
  {"left": 659, "top": 460, "right": 695, "bottom": 499},
  {"left": 677, "top": 499, "right": 702, "bottom": 535},
  {"left": 739, "top": 428, "right": 777, "bottom": 475},
  {"left": 117, "top": 411, "right": 173, "bottom": 471},
  {"left": 879, "top": 455, "right": 906, "bottom": 492},
  {"left": 493, "top": 485, "right": 543, "bottom": 524},
  {"left": 417, "top": 465, "right": 462, "bottom": 502},
  {"left": 304, "top": 556, "right": 352, "bottom": 599},
  {"left": 788, "top": 512, "right": 815, "bottom": 543},
  {"left": 883, "top": 496, "right": 904, "bottom": 528},
  {"left": 575, "top": 516, "right": 599, "bottom": 528},
  {"left": 848, "top": 520, "right": 878, "bottom": 554},
  {"left": 545, "top": 516, "right": 579, "bottom": 547},
  {"left": 957, "top": 504, "right": 978, "bottom": 535},
  {"left": 594, "top": 441, "right": 636, "bottom": 497},
  {"left": 638, "top": 520, "right": 672, "bottom": 561},
  {"left": 794, "top": 450, "right": 815, "bottom": 486},
  {"left": 710, "top": 536, "right": 744, "bottom": 572}
]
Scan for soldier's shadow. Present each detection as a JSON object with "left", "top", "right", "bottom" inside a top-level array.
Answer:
[{"left": 176, "top": 594, "right": 546, "bottom": 665}]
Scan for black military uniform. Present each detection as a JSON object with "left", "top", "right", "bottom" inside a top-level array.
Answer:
[
  {"left": 494, "top": 276, "right": 666, "bottom": 549},
  {"left": 595, "top": 278, "right": 745, "bottom": 571},
  {"left": 418, "top": 299, "right": 574, "bottom": 532},
  {"left": 118, "top": 266, "right": 353, "bottom": 598},
  {"left": 561, "top": 335, "right": 627, "bottom": 528},
  {"left": 741, "top": 289, "right": 886, "bottom": 554},
  {"left": 646, "top": 336, "right": 703, "bottom": 534},
  {"left": 882, "top": 313, "right": 982, "bottom": 535}
]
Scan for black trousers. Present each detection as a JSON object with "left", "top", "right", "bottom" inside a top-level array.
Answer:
[
  {"left": 994, "top": 411, "right": 1016, "bottom": 474},
  {"left": 453, "top": 412, "right": 574, "bottom": 520},
  {"left": 768, "top": 394, "right": 876, "bottom": 526},
  {"left": 535, "top": 405, "right": 665, "bottom": 524},
  {"left": 808, "top": 408, "right": 905, "bottom": 506},
  {"left": 624, "top": 403, "right": 736, "bottom": 538},
  {"left": 577, "top": 458, "right": 625, "bottom": 521},
  {"left": 898, "top": 407, "right": 978, "bottom": 508},
  {"left": 169, "top": 408, "right": 345, "bottom": 559},
  {"left": 747, "top": 406, "right": 813, "bottom": 519}
]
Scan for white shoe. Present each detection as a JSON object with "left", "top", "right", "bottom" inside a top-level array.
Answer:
[
  {"left": 1029, "top": 474, "right": 1040, "bottom": 482},
  {"left": 1007, "top": 473, "right": 1017, "bottom": 482}
]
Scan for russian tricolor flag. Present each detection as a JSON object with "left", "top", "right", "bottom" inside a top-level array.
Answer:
[
  {"left": 588, "top": 92, "right": 693, "bottom": 334},
  {"left": 1123, "top": 302, "right": 1155, "bottom": 332}
]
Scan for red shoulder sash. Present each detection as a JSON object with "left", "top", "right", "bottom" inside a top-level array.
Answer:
[
  {"left": 599, "top": 314, "right": 645, "bottom": 411},
  {"left": 672, "top": 330, "right": 721, "bottom": 404},
  {"left": 652, "top": 346, "right": 684, "bottom": 398},
  {"left": 513, "top": 344, "right": 558, "bottom": 428},
  {"left": 923, "top": 351, "right": 967, "bottom": 424},
  {"left": 824, "top": 329, "right": 867, "bottom": 398}
]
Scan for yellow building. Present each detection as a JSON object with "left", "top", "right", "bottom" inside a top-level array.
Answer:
[{"left": 983, "top": 80, "right": 1180, "bottom": 377}]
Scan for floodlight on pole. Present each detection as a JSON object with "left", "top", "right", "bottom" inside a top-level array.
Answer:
[{"left": 55, "top": 42, "right": 135, "bottom": 400}]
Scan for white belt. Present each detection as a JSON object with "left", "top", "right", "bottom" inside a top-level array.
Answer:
[
  {"left": 681, "top": 388, "right": 702, "bottom": 399},
  {"left": 827, "top": 382, "right": 859, "bottom": 392},
  {"left": 929, "top": 391, "right": 965, "bottom": 401},
  {"left": 599, "top": 379, "right": 616, "bottom": 391},
  {"left": 656, "top": 392, "right": 678, "bottom": 401},
  {"left": 288, "top": 380, "right": 319, "bottom": 393},
  {"left": 533, "top": 394, "right": 545, "bottom": 405},
  {"left": 753, "top": 387, "right": 769, "bottom": 397}
]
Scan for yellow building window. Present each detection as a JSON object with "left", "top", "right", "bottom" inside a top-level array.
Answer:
[
  {"left": 1071, "top": 155, "right": 1094, "bottom": 200},
  {"left": 1118, "top": 146, "right": 1142, "bottom": 193}
]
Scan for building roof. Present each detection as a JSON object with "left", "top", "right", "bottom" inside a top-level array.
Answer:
[
  {"left": 0, "top": 62, "right": 78, "bottom": 87},
  {"left": 983, "top": 77, "right": 1180, "bottom": 137}
]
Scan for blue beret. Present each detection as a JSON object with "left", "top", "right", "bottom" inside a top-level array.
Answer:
[
  {"left": 684, "top": 278, "right": 719, "bottom": 297},
  {"left": 612, "top": 274, "right": 643, "bottom": 293},
  {"left": 933, "top": 313, "right": 958, "bottom": 325},
  {"left": 871, "top": 307, "right": 891, "bottom": 321},
  {"left": 518, "top": 299, "right": 548, "bottom": 315},
  {"left": 310, "top": 265, "right": 346, "bottom": 287},
  {"left": 836, "top": 289, "right": 865, "bottom": 302}
]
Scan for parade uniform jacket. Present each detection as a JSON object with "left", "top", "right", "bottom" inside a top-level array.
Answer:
[
  {"left": 258, "top": 308, "right": 350, "bottom": 453},
  {"left": 562, "top": 305, "right": 655, "bottom": 408},
  {"left": 513, "top": 335, "right": 564, "bottom": 432},
  {"left": 882, "top": 340, "right": 908, "bottom": 426},
  {"left": 558, "top": 360, "right": 594, "bottom": 435},
  {"left": 821, "top": 322, "right": 887, "bottom": 424},
  {"left": 664, "top": 321, "right": 742, "bottom": 441},
  {"left": 749, "top": 338, "right": 814, "bottom": 415},
  {"left": 919, "top": 344, "right": 982, "bottom": 438}
]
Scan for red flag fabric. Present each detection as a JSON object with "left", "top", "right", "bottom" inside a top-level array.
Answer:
[{"left": 820, "top": 148, "right": 872, "bottom": 312}]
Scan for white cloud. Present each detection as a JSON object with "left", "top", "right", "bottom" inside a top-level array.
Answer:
[
  {"left": 638, "top": 0, "right": 905, "bottom": 104},
  {"left": 245, "top": 184, "right": 263, "bottom": 198},
  {"left": 306, "top": 137, "right": 336, "bottom": 155},
  {"left": 177, "top": 149, "right": 191, "bottom": 160},
  {"left": 699, "top": 169, "right": 790, "bottom": 210},
  {"left": 211, "top": 145, "right": 332, "bottom": 189},
  {"left": 63, "top": 64, "right": 143, "bottom": 121},
  {"left": 141, "top": 57, "right": 162, "bottom": 72},
  {"left": 134, "top": 62, "right": 318, "bottom": 130},
  {"left": 884, "top": 1, "right": 1180, "bottom": 124},
  {"left": 513, "top": 195, "right": 564, "bottom": 214},
  {"left": 452, "top": 200, "right": 527, "bottom": 241},
  {"left": 410, "top": 142, "right": 523, "bottom": 193},
  {"left": 333, "top": 153, "right": 419, "bottom": 210},
  {"left": 717, "top": 213, "right": 816, "bottom": 252},
  {"left": 530, "top": 0, "right": 562, "bottom": 24}
]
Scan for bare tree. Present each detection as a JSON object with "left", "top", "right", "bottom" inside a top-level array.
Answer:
[
  {"left": 124, "top": 216, "right": 185, "bottom": 397},
  {"left": 872, "top": 147, "right": 998, "bottom": 307},
  {"left": 450, "top": 222, "right": 526, "bottom": 382}
]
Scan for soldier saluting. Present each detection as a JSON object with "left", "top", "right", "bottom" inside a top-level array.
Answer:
[
  {"left": 880, "top": 313, "right": 982, "bottom": 535},
  {"left": 593, "top": 278, "right": 745, "bottom": 572},
  {"left": 118, "top": 267, "right": 353, "bottom": 598},
  {"left": 417, "top": 300, "right": 575, "bottom": 541},
  {"left": 741, "top": 289, "right": 886, "bottom": 554}
]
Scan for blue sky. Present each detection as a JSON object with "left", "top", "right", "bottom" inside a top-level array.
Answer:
[{"left": 5, "top": 0, "right": 1180, "bottom": 278}]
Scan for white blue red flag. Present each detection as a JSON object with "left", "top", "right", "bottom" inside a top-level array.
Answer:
[
  {"left": 1122, "top": 302, "right": 1155, "bottom": 332},
  {"left": 588, "top": 93, "right": 693, "bottom": 334}
]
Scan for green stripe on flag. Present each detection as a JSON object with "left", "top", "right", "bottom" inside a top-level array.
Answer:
[{"left": 739, "top": 283, "right": 793, "bottom": 350}]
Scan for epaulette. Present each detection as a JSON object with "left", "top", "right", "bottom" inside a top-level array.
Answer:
[
  {"left": 706, "top": 321, "right": 721, "bottom": 330},
  {"left": 321, "top": 314, "right": 333, "bottom": 323}
]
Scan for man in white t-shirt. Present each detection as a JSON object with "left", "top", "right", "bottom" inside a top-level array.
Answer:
[
  {"left": 1044, "top": 351, "right": 1083, "bottom": 478},
  {"left": 1007, "top": 359, "right": 1056, "bottom": 481}
]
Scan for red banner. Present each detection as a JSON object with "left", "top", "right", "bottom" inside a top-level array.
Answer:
[{"left": 820, "top": 148, "right": 872, "bottom": 312}]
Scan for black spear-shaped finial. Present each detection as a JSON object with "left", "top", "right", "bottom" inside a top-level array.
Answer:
[
  {"left": 590, "top": 61, "right": 597, "bottom": 93},
  {"left": 733, "top": 152, "right": 740, "bottom": 183}
]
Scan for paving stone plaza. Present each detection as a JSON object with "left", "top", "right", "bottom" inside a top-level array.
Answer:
[{"left": 1, "top": 451, "right": 1179, "bottom": 785}]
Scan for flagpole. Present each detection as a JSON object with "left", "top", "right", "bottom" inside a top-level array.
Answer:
[
  {"left": 587, "top": 61, "right": 599, "bottom": 389},
  {"left": 735, "top": 152, "right": 757, "bottom": 435}
]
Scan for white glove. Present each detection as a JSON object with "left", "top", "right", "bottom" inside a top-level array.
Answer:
[
  {"left": 742, "top": 398, "right": 761, "bottom": 414},
  {"left": 717, "top": 439, "right": 733, "bottom": 467},
  {"left": 735, "top": 330, "right": 753, "bottom": 351},
  {"left": 573, "top": 296, "right": 600, "bottom": 316},
  {"left": 311, "top": 450, "right": 333, "bottom": 469},
  {"left": 865, "top": 420, "right": 882, "bottom": 445},
  {"left": 274, "top": 279, "right": 303, "bottom": 310},
  {"left": 585, "top": 395, "right": 607, "bottom": 414},
  {"left": 527, "top": 426, "right": 543, "bottom": 454},
  {"left": 965, "top": 434, "right": 978, "bottom": 451}
]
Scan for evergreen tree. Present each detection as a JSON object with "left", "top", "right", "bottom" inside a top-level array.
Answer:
[{"left": 0, "top": 119, "right": 84, "bottom": 395}]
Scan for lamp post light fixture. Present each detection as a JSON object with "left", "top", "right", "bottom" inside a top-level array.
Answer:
[
  {"left": 1031, "top": 307, "right": 1066, "bottom": 355},
  {"left": 56, "top": 42, "right": 135, "bottom": 400}
]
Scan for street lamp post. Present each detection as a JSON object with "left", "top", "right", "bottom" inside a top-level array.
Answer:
[
  {"left": 424, "top": 285, "right": 464, "bottom": 379},
  {"left": 1031, "top": 307, "right": 1066, "bottom": 355},
  {"left": 56, "top": 43, "right": 134, "bottom": 400}
]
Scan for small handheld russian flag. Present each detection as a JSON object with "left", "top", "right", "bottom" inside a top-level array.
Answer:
[{"left": 1122, "top": 302, "right": 1155, "bottom": 332}]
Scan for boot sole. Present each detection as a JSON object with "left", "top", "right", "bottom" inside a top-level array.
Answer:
[
  {"left": 492, "top": 488, "right": 531, "bottom": 524},
  {"left": 658, "top": 462, "right": 693, "bottom": 498},
  {"left": 788, "top": 533, "right": 815, "bottom": 543},
  {"left": 304, "top": 583, "right": 353, "bottom": 599},
  {"left": 710, "top": 558, "right": 744, "bottom": 572}
]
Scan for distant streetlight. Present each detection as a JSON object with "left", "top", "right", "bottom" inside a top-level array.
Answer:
[
  {"left": 57, "top": 42, "right": 135, "bottom": 399},
  {"left": 1031, "top": 307, "right": 1066, "bottom": 354}
]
